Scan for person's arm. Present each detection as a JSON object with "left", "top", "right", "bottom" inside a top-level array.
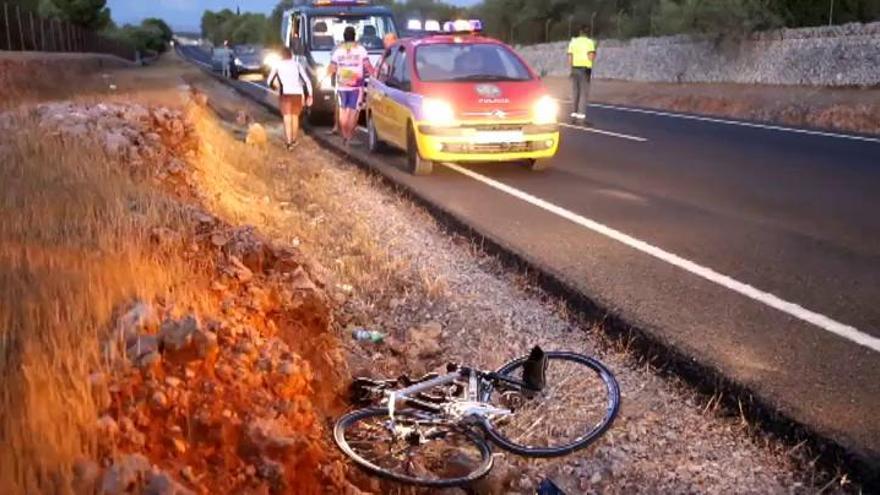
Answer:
[
  {"left": 267, "top": 67, "right": 279, "bottom": 91},
  {"left": 298, "top": 62, "right": 313, "bottom": 105}
]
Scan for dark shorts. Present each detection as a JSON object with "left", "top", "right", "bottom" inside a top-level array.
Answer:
[
  {"left": 338, "top": 89, "right": 362, "bottom": 110},
  {"left": 280, "top": 94, "right": 303, "bottom": 116}
]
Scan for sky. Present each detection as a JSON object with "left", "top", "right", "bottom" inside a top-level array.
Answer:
[{"left": 107, "top": 0, "right": 479, "bottom": 32}]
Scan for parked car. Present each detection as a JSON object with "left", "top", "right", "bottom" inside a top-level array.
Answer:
[
  {"left": 232, "top": 45, "right": 265, "bottom": 77},
  {"left": 365, "top": 24, "right": 560, "bottom": 174}
]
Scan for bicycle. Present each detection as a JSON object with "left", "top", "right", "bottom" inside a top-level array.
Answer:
[{"left": 333, "top": 346, "right": 621, "bottom": 487}]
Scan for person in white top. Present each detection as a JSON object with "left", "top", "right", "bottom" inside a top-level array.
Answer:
[{"left": 267, "top": 47, "right": 313, "bottom": 149}]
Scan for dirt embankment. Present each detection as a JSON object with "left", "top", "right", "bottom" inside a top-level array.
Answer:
[
  {"left": 543, "top": 76, "right": 880, "bottom": 135},
  {"left": 0, "top": 82, "right": 356, "bottom": 493}
]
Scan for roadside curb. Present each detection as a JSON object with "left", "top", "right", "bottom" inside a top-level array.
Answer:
[{"left": 180, "top": 47, "right": 879, "bottom": 489}]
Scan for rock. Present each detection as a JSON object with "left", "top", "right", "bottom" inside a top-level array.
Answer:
[
  {"left": 116, "top": 302, "right": 156, "bottom": 344},
  {"left": 144, "top": 471, "right": 195, "bottom": 495},
  {"left": 227, "top": 255, "right": 254, "bottom": 283},
  {"left": 235, "top": 110, "right": 251, "bottom": 127},
  {"left": 126, "top": 335, "right": 160, "bottom": 361},
  {"left": 244, "top": 418, "right": 307, "bottom": 457},
  {"left": 72, "top": 458, "right": 101, "bottom": 494},
  {"left": 96, "top": 415, "right": 119, "bottom": 437},
  {"left": 245, "top": 123, "right": 268, "bottom": 146},
  {"left": 150, "top": 390, "right": 169, "bottom": 410},
  {"left": 100, "top": 454, "right": 151, "bottom": 495},
  {"left": 469, "top": 458, "right": 515, "bottom": 494},
  {"left": 290, "top": 267, "right": 317, "bottom": 291},
  {"left": 159, "top": 315, "right": 200, "bottom": 352},
  {"left": 136, "top": 351, "right": 162, "bottom": 370},
  {"left": 193, "top": 329, "right": 219, "bottom": 359},
  {"left": 171, "top": 437, "right": 188, "bottom": 454}
]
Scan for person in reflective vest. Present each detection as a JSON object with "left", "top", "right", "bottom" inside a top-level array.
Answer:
[{"left": 568, "top": 26, "right": 596, "bottom": 124}]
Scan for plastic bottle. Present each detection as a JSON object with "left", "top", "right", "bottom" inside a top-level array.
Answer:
[{"left": 351, "top": 328, "right": 385, "bottom": 343}]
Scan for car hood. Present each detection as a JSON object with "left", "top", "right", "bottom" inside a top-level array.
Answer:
[{"left": 418, "top": 80, "right": 547, "bottom": 120}]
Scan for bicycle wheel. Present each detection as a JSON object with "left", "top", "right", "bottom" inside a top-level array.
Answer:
[
  {"left": 482, "top": 351, "right": 620, "bottom": 457},
  {"left": 334, "top": 407, "right": 493, "bottom": 487}
]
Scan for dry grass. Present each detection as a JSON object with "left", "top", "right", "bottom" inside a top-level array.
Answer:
[
  {"left": 0, "top": 117, "right": 206, "bottom": 494},
  {"left": 181, "top": 101, "right": 421, "bottom": 305}
]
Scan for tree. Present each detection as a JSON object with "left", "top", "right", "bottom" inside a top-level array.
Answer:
[
  {"left": 201, "top": 8, "right": 269, "bottom": 46},
  {"left": 45, "top": 0, "right": 112, "bottom": 30},
  {"left": 141, "top": 18, "right": 173, "bottom": 45}
]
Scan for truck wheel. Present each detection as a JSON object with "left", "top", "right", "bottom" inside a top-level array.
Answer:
[{"left": 407, "top": 124, "right": 433, "bottom": 175}]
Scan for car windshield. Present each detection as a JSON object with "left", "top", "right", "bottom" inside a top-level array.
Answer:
[
  {"left": 415, "top": 43, "right": 532, "bottom": 83},
  {"left": 310, "top": 14, "right": 395, "bottom": 51}
]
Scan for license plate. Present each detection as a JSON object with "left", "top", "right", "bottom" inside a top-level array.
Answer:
[{"left": 472, "top": 131, "right": 524, "bottom": 144}]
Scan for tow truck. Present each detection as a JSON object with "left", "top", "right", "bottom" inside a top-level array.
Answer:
[{"left": 280, "top": 0, "right": 398, "bottom": 123}]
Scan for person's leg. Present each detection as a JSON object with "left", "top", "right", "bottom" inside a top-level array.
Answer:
[
  {"left": 579, "top": 69, "right": 591, "bottom": 119},
  {"left": 290, "top": 97, "right": 302, "bottom": 143},
  {"left": 282, "top": 115, "right": 293, "bottom": 144},
  {"left": 571, "top": 69, "right": 581, "bottom": 119}
]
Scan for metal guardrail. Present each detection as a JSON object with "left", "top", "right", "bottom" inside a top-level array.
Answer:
[{"left": 0, "top": 2, "right": 136, "bottom": 61}]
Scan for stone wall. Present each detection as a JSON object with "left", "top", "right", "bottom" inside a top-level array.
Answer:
[{"left": 517, "top": 22, "right": 880, "bottom": 87}]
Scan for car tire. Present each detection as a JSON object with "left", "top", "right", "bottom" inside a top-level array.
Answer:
[
  {"left": 406, "top": 123, "right": 433, "bottom": 175},
  {"left": 527, "top": 158, "right": 553, "bottom": 171},
  {"left": 367, "top": 113, "right": 385, "bottom": 153}
]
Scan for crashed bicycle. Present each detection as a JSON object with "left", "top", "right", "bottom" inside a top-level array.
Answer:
[{"left": 333, "top": 346, "right": 621, "bottom": 487}]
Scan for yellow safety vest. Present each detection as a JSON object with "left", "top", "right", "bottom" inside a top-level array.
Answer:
[{"left": 568, "top": 36, "right": 596, "bottom": 69}]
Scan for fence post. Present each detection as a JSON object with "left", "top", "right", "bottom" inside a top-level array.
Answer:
[
  {"left": 39, "top": 15, "right": 45, "bottom": 50},
  {"left": 3, "top": 3, "right": 11, "bottom": 51},
  {"left": 16, "top": 4, "right": 24, "bottom": 50}
]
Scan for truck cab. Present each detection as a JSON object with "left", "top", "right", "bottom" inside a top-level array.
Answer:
[{"left": 281, "top": 0, "right": 398, "bottom": 122}]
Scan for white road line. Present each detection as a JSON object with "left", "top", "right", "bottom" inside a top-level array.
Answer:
[
  {"left": 559, "top": 122, "right": 647, "bottom": 142},
  {"left": 589, "top": 103, "right": 880, "bottom": 144},
  {"left": 442, "top": 162, "right": 880, "bottom": 354}
]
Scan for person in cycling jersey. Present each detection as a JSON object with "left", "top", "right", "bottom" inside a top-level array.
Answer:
[{"left": 328, "top": 26, "right": 374, "bottom": 145}]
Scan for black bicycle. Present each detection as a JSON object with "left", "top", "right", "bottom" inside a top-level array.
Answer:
[{"left": 333, "top": 346, "right": 621, "bottom": 487}]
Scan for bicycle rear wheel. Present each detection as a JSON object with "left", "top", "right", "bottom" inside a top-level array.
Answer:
[
  {"left": 482, "top": 351, "right": 620, "bottom": 457},
  {"left": 334, "top": 407, "right": 493, "bottom": 487}
]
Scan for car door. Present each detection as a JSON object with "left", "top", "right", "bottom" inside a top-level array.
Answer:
[
  {"left": 383, "top": 45, "right": 412, "bottom": 148},
  {"left": 369, "top": 49, "right": 397, "bottom": 143}
]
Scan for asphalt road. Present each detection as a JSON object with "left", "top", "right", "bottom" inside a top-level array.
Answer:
[{"left": 178, "top": 45, "right": 880, "bottom": 472}]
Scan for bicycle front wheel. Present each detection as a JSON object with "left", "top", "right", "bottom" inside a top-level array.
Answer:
[
  {"left": 334, "top": 407, "right": 493, "bottom": 487},
  {"left": 482, "top": 351, "right": 620, "bottom": 457}
]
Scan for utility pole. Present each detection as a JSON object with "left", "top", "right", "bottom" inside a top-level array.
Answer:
[{"left": 828, "top": 0, "right": 834, "bottom": 26}]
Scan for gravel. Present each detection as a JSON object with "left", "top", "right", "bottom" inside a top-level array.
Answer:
[{"left": 273, "top": 138, "right": 850, "bottom": 493}]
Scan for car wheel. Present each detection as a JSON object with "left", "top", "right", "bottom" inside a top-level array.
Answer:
[
  {"left": 527, "top": 158, "right": 553, "bottom": 171},
  {"left": 367, "top": 113, "right": 385, "bottom": 153},
  {"left": 406, "top": 124, "right": 433, "bottom": 175}
]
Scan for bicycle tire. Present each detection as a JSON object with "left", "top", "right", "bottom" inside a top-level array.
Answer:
[
  {"left": 334, "top": 407, "right": 493, "bottom": 487},
  {"left": 481, "top": 351, "right": 620, "bottom": 457}
]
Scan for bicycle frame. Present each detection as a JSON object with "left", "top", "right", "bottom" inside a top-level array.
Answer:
[{"left": 383, "top": 367, "right": 530, "bottom": 428}]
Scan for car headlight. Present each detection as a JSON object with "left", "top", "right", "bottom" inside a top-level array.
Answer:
[
  {"left": 422, "top": 98, "right": 456, "bottom": 126},
  {"left": 533, "top": 95, "right": 559, "bottom": 125},
  {"left": 234, "top": 57, "right": 242, "bottom": 65},
  {"left": 263, "top": 53, "right": 281, "bottom": 68}
]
